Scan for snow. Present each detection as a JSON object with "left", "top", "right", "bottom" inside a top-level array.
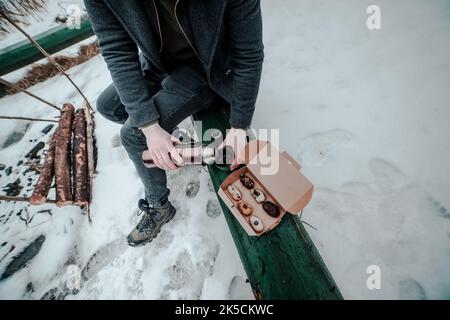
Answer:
[
  {"left": 1, "top": 0, "right": 450, "bottom": 300},
  {"left": 258, "top": 0, "right": 450, "bottom": 299}
]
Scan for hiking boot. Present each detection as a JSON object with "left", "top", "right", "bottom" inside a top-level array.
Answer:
[{"left": 127, "top": 199, "right": 176, "bottom": 247}]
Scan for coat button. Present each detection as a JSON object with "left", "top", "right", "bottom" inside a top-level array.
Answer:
[{"left": 225, "top": 69, "right": 232, "bottom": 76}]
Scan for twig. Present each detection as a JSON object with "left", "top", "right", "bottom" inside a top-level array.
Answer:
[
  {"left": 299, "top": 210, "right": 318, "bottom": 231},
  {"left": 0, "top": 115, "right": 58, "bottom": 123},
  {"left": 0, "top": 78, "right": 61, "bottom": 111},
  {"left": 301, "top": 220, "right": 318, "bottom": 231},
  {"left": 25, "top": 160, "right": 42, "bottom": 173},
  {"left": 2, "top": 14, "right": 93, "bottom": 111},
  {"left": 0, "top": 195, "right": 56, "bottom": 204}
]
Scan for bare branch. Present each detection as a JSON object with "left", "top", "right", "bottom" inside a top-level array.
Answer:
[
  {"left": 0, "top": 78, "right": 61, "bottom": 111},
  {"left": 0, "top": 115, "right": 58, "bottom": 123},
  {"left": 0, "top": 195, "right": 56, "bottom": 204}
]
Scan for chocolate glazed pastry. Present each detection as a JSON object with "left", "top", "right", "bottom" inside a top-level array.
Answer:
[
  {"left": 240, "top": 174, "right": 254, "bottom": 189},
  {"left": 262, "top": 201, "right": 281, "bottom": 218}
]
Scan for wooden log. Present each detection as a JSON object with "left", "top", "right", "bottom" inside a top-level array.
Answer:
[
  {"left": 84, "top": 102, "right": 95, "bottom": 204},
  {"left": 55, "top": 103, "right": 74, "bottom": 207},
  {"left": 72, "top": 109, "right": 88, "bottom": 206},
  {"left": 30, "top": 134, "right": 56, "bottom": 205},
  {"left": 83, "top": 102, "right": 95, "bottom": 222}
]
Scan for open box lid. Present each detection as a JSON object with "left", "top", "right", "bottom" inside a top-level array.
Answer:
[{"left": 243, "top": 140, "right": 313, "bottom": 214}]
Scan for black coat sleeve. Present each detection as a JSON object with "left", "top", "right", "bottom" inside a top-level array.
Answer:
[{"left": 84, "top": 0, "right": 160, "bottom": 128}]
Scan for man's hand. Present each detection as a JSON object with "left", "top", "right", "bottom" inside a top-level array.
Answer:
[
  {"left": 141, "top": 123, "right": 183, "bottom": 170},
  {"left": 220, "top": 128, "right": 248, "bottom": 170}
]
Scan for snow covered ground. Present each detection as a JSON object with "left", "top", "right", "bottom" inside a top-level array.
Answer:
[{"left": 1, "top": 0, "right": 450, "bottom": 300}]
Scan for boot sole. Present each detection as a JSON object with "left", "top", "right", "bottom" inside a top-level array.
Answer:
[{"left": 127, "top": 209, "right": 176, "bottom": 248}]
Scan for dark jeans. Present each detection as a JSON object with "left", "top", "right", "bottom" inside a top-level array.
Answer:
[{"left": 96, "top": 62, "right": 217, "bottom": 205}]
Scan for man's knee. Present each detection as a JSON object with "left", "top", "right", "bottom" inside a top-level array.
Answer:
[
  {"left": 96, "top": 84, "right": 127, "bottom": 123},
  {"left": 119, "top": 121, "right": 134, "bottom": 148},
  {"left": 96, "top": 86, "right": 113, "bottom": 118},
  {"left": 120, "top": 121, "right": 146, "bottom": 156}
]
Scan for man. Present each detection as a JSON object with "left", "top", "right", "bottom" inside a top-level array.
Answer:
[{"left": 84, "top": 0, "right": 264, "bottom": 247}]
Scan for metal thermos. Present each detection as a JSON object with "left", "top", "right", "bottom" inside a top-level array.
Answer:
[{"left": 142, "top": 142, "right": 234, "bottom": 168}]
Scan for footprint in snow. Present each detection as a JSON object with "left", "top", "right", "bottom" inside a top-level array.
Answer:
[
  {"left": 369, "top": 158, "right": 410, "bottom": 193},
  {"left": 154, "top": 228, "right": 174, "bottom": 250},
  {"left": 426, "top": 197, "right": 450, "bottom": 220},
  {"left": 398, "top": 279, "right": 427, "bottom": 300},
  {"left": 161, "top": 241, "right": 219, "bottom": 299},
  {"left": 298, "top": 129, "right": 356, "bottom": 166},
  {"left": 111, "top": 134, "right": 122, "bottom": 148},
  {"left": 81, "top": 238, "right": 128, "bottom": 282},
  {"left": 206, "top": 198, "right": 221, "bottom": 218},
  {"left": 185, "top": 179, "right": 200, "bottom": 198}
]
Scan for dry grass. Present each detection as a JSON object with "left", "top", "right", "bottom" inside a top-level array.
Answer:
[
  {"left": 6, "top": 41, "right": 100, "bottom": 95},
  {"left": 0, "top": 0, "right": 46, "bottom": 34}
]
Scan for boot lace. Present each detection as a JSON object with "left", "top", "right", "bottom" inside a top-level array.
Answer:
[{"left": 136, "top": 199, "right": 157, "bottom": 232}]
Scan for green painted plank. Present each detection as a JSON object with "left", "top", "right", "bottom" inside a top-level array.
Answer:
[
  {"left": 194, "top": 102, "right": 343, "bottom": 300},
  {"left": 0, "top": 18, "right": 94, "bottom": 77}
]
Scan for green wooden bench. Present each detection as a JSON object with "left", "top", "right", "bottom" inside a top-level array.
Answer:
[
  {"left": 0, "top": 18, "right": 94, "bottom": 77},
  {"left": 193, "top": 102, "right": 343, "bottom": 300}
]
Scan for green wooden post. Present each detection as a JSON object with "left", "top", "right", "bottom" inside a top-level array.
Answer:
[
  {"left": 0, "top": 18, "right": 94, "bottom": 77},
  {"left": 194, "top": 103, "right": 343, "bottom": 300}
]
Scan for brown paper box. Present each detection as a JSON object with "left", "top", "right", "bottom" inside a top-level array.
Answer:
[{"left": 218, "top": 140, "right": 314, "bottom": 236}]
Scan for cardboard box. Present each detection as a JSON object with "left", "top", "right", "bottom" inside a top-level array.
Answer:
[{"left": 218, "top": 140, "right": 314, "bottom": 236}]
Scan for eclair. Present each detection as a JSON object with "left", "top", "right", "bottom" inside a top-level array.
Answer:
[
  {"left": 227, "top": 185, "right": 242, "bottom": 201},
  {"left": 250, "top": 189, "right": 266, "bottom": 204},
  {"left": 238, "top": 202, "right": 254, "bottom": 216}
]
